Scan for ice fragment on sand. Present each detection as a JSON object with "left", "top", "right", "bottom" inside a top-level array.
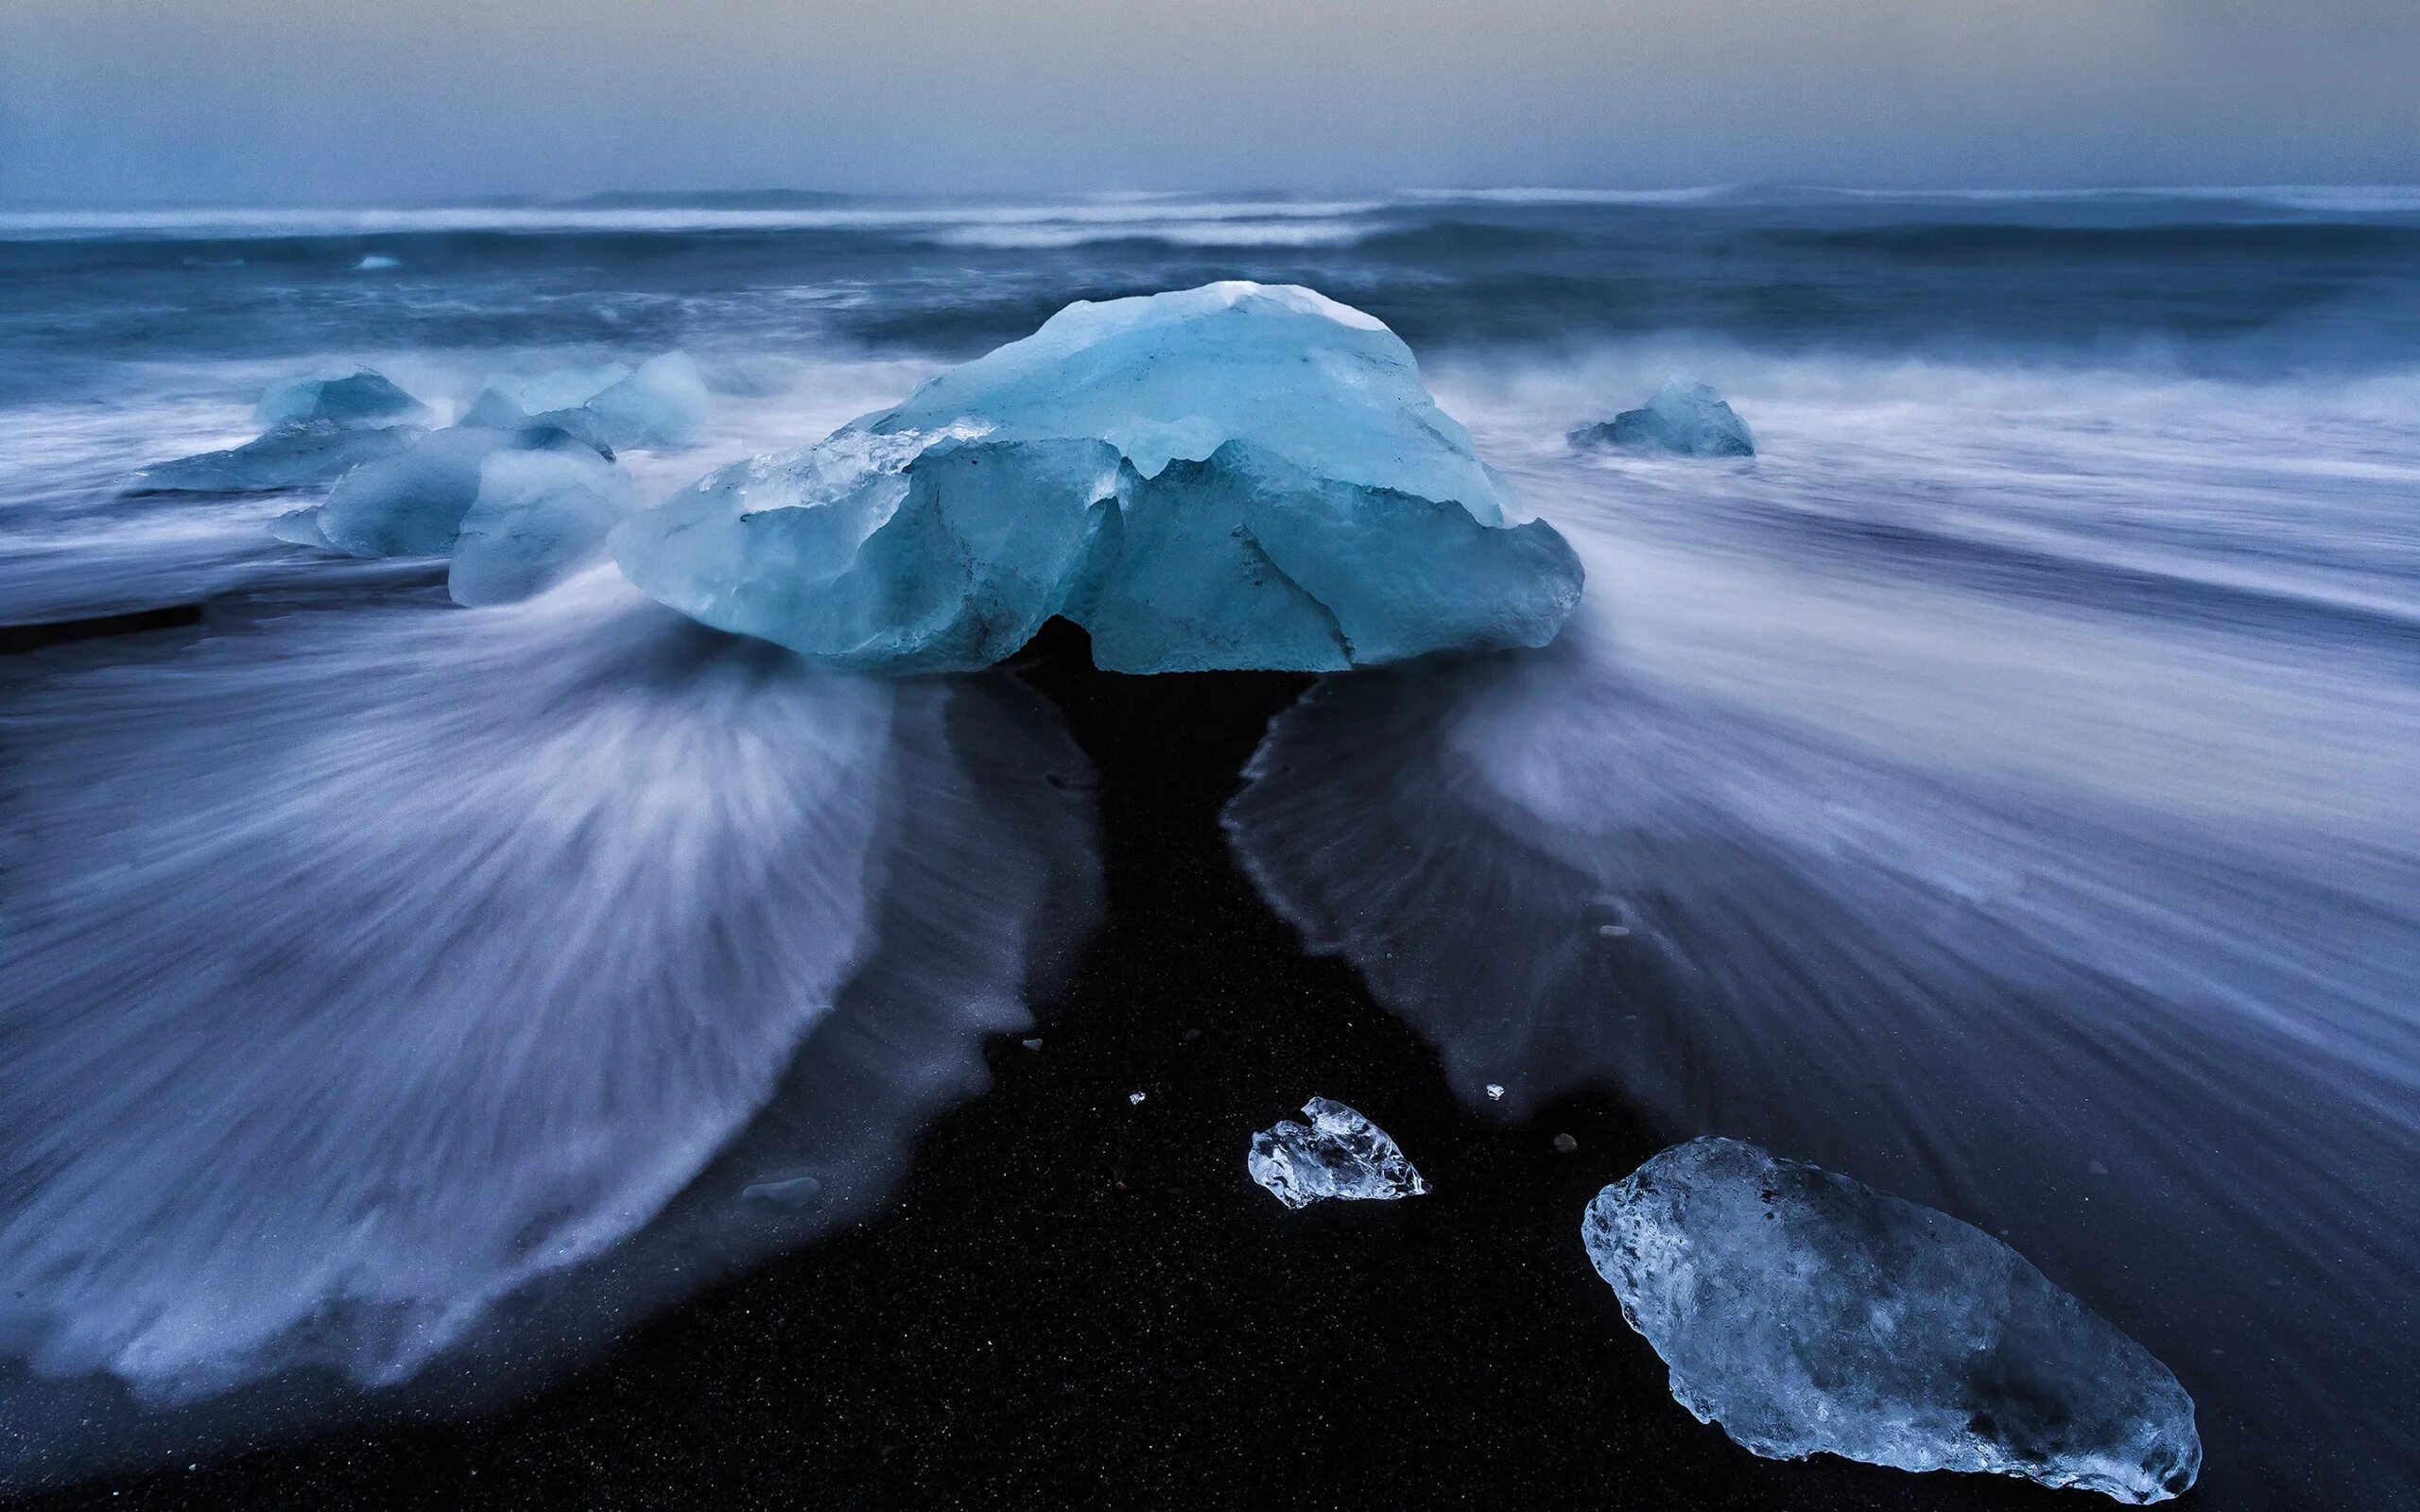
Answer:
[
  {"left": 1248, "top": 1097, "right": 1427, "bottom": 1209},
  {"left": 314, "top": 421, "right": 616, "bottom": 560},
  {"left": 1571, "top": 379, "right": 1754, "bottom": 457},
  {"left": 449, "top": 447, "right": 639, "bottom": 606},
  {"left": 1582, "top": 1137, "right": 2200, "bottom": 1503},
  {"left": 614, "top": 283, "right": 1582, "bottom": 674}
]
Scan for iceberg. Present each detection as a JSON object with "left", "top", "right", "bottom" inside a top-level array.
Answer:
[
  {"left": 128, "top": 368, "right": 432, "bottom": 494},
  {"left": 253, "top": 369, "right": 428, "bottom": 430},
  {"left": 449, "top": 447, "right": 639, "bottom": 606},
  {"left": 313, "top": 420, "right": 615, "bottom": 560},
  {"left": 1248, "top": 1098, "right": 1428, "bottom": 1209},
  {"left": 1571, "top": 379, "right": 1754, "bottom": 457},
  {"left": 1583, "top": 1138, "right": 2200, "bottom": 1503},
  {"left": 463, "top": 363, "right": 634, "bottom": 429},
  {"left": 614, "top": 283, "right": 1582, "bottom": 674},
  {"left": 462, "top": 354, "right": 705, "bottom": 450},
  {"left": 129, "top": 420, "right": 425, "bottom": 495},
  {"left": 584, "top": 352, "right": 710, "bottom": 450}
]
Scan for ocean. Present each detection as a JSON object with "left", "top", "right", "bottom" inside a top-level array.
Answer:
[{"left": 1, "top": 188, "right": 2415, "bottom": 1510}]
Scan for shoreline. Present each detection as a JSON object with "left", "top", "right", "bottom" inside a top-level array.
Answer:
[{"left": 14, "top": 621, "right": 2074, "bottom": 1510}]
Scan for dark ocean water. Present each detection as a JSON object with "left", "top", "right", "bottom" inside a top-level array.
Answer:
[{"left": 1, "top": 190, "right": 2415, "bottom": 1509}]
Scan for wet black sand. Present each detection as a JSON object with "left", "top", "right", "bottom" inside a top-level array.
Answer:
[{"left": 11, "top": 622, "right": 2083, "bottom": 1511}]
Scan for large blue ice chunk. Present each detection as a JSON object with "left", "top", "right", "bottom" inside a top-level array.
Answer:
[
  {"left": 314, "top": 421, "right": 614, "bottom": 559},
  {"left": 1248, "top": 1098, "right": 1428, "bottom": 1209},
  {"left": 253, "top": 369, "right": 430, "bottom": 431},
  {"left": 1583, "top": 1138, "right": 2200, "bottom": 1503},
  {"left": 449, "top": 448, "right": 639, "bottom": 606},
  {"left": 1571, "top": 379, "right": 1754, "bottom": 457},
  {"left": 613, "top": 284, "right": 1582, "bottom": 674}
]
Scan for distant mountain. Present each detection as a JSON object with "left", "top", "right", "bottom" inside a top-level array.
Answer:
[{"left": 560, "top": 190, "right": 862, "bottom": 210}]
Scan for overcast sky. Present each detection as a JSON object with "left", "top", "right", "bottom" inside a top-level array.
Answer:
[{"left": 3, "top": 0, "right": 2413, "bottom": 204}]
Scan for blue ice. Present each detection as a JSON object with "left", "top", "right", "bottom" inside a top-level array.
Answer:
[
  {"left": 253, "top": 369, "right": 430, "bottom": 430},
  {"left": 130, "top": 369, "right": 431, "bottom": 494},
  {"left": 309, "top": 418, "right": 617, "bottom": 560},
  {"left": 614, "top": 283, "right": 1582, "bottom": 674},
  {"left": 462, "top": 352, "right": 706, "bottom": 450},
  {"left": 1584, "top": 1138, "right": 2199, "bottom": 1503},
  {"left": 449, "top": 447, "right": 639, "bottom": 606},
  {"left": 1571, "top": 379, "right": 1754, "bottom": 456},
  {"left": 1248, "top": 1098, "right": 1428, "bottom": 1209}
]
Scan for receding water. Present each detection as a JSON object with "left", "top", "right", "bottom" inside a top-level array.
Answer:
[{"left": 1, "top": 188, "right": 2414, "bottom": 1507}]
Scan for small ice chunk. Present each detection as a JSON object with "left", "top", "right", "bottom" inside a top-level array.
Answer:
[
  {"left": 1571, "top": 379, "right": 1754, "bottom": 457},
  {"left": 354, "top": 254, "right": 401, "bottom": 271},
  {"left": 1129, "top": 1091, "right": 1147, "bottom": 1105},
  {"left": 1020, "top": 1038, "right": 1043, "bottom": 1052},
  {"left": 130, "top": 419, "right": 426, "bottom": 495},
  {"left": 319, "top": 421, "right": 613, "bottom": 559},
  {"left": 253, "top": 369, "right": 430, "bottom": 431},
  {"left": 1485, "top": 1083, "right": 1506, "bottom": 1100},
  {"left": 449, "top": 447, "right": 639, "bottom": 606},
  {"left": 269, "top": 507, "right": 332, "bottom": 549},
  {"left": 462, "top": 363, "right": 634, "bottom": 429},
  {"left": 1248, "top": 1097, "right": 1428, "bottom": 1209},
  {"left": 739, "top": 1175, "right": 824, "bottom": 1210},
  {"left": 1583, "top": 1138, "right": 2201, "bottom": 1503},
  {"left": 132, "top": 369, "right": 429, "bottom": 493},
  {"left": 583, "top": 352, "right": 710, "bottom": 450},
  {"left": 519, "top": 407, "right": 619, "bottom": 461}
]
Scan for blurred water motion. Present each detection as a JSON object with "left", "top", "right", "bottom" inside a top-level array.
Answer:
[{"left": 2, "top": 188, "right": 2415, "bottom": 1504}]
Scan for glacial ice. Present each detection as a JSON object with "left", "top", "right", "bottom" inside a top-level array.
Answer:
[
  {"left": 1571, "top": 379, "right": 1754, "bottom": 456},
  {"left": 127, "top": 369, "right": 433, "bottom": 494},
  {"left": 584, "top": 352, "right": 711, "bottom": 449},
  {"left": 312, "top": 420, "right": 616, "bottom": 559},
  {"left": 1248, "top": 1098, "right": 1428, "bottom": 1209},
  {"left": 613, "top": 283, "right": 1582, "bottom": 673},
  {"left": 253, "top": 369, "right": 429, "bottom": 431},
  {"left": 269, "top": 507, "right": 333, "bottom": 548},
  {"left": 129, "top": 419, "right": 426, "bottom": 495},
  {"left": 449, "top": 447, "right": 638, "bottom": 606},
  {"left": 461, "top": 355, "right": 705, "bottom": 450},
  {"left": 463, "top": 363, "right": 633, "bottom": 429},
  {"left": 1582, "top": 1138, "right": 2200, "bottom": 1503}
]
